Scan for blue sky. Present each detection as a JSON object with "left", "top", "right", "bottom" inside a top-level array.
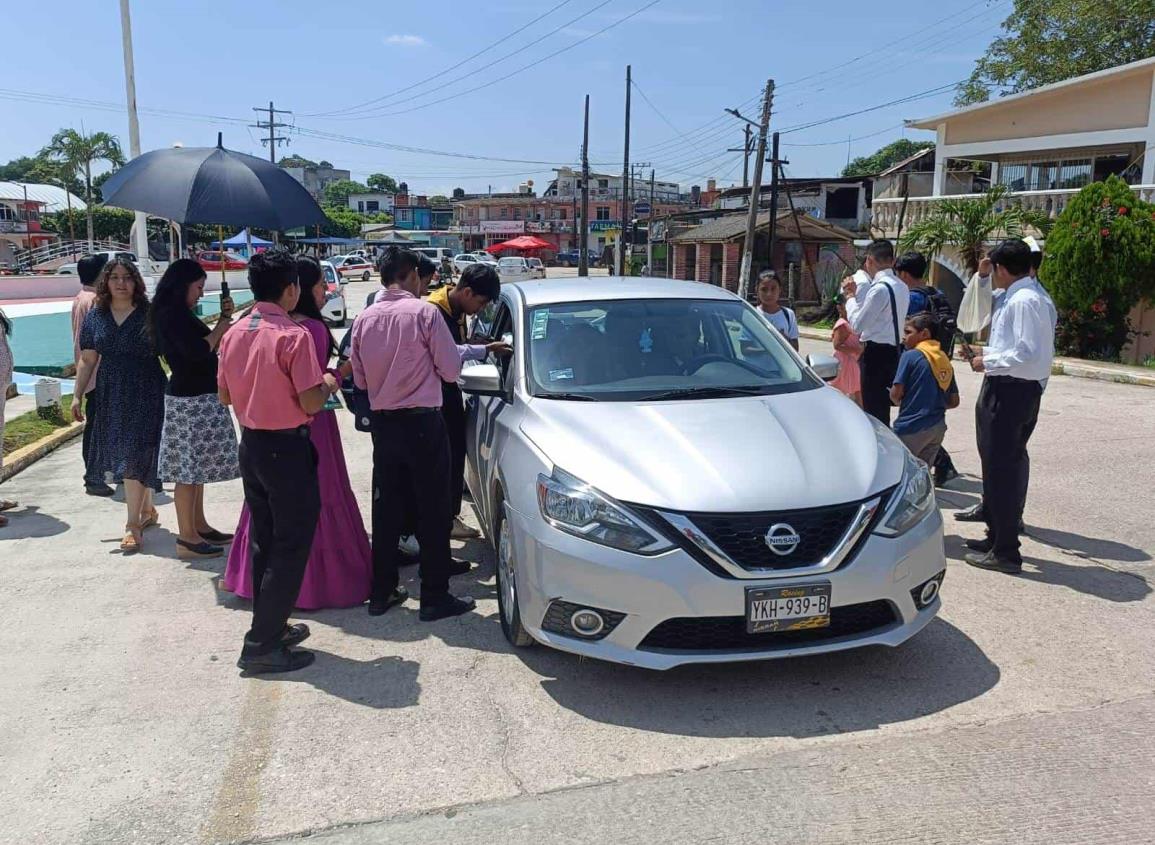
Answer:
[{"left": 1, "top": 0, "right": 1010, "bottom": 196}]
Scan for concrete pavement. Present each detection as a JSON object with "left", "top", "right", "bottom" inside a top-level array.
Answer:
[{"left": 0, "top": 282, "right": 1152, "bottom": 844}]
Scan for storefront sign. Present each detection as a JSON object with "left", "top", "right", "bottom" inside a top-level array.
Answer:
[
  {"left": 478, "top": 221, "right": 525, "bottom": 233},
  {"left": 589, "top": 221, "right": 620, "bottom": 232}
]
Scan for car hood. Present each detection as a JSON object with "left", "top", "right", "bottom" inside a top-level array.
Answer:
[{"left": 519, "top": 386, "right": 905, "bottom": 512}]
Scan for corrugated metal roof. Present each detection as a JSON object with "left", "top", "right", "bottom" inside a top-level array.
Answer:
[
  {"left": 670, "top": 210, "right": 854, "bottom": 243},
  {"left": 0, "top": 182, "right": 87, "bottom": 210}
]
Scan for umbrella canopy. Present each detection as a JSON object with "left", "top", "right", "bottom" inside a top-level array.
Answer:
[
  {"left": 212, "top": 228, "right": 274, "bottom": 248},
  {"left": 101, "top": 134, "right": 328, "bottom": 230},
  {"left": 486, "top": 235, "right": 554, "bottom": 254}
]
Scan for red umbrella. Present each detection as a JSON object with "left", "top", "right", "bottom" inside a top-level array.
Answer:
[{"left": 486, "top": 235, "right": 555, "bottom": 254}]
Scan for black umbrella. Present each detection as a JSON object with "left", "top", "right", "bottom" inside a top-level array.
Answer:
[{"left": 100, "top": 133, "right": 328, "bottom": 230}]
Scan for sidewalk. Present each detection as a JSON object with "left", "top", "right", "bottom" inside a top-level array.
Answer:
[{"left": 798, "top": 325, "right": 1155, "bottom": 388}]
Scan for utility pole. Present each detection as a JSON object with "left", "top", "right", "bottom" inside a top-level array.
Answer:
[
  {"left": 729, "top": 79, "right": 774, "bottom": 301},
  {"left": 766, "top": 131, "right": 782, "bottom": 281},
  {"left": 579, "top": 94, "right": 590, "bottom": 277},
  {"left": 251, "top": 101, "right": 292, "bottom": 164},
  {"left": 727, "top": 124, "right": 754, "bottom": 189},
  {"left": 647, "top": 168, "right": 655, "bottom": 272},
  {"left": 618, "top": 64, "right": 631, "bottom": 277},
  {"left": 118, "top": 0, "right": 147, "bottom": 259}
]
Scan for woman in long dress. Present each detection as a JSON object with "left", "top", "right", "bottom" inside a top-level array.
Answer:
[
  {"left": 72, "top": 258, "right": 167, "bottom": 553},
  {"left": 223, "top": 256, "right": 371, "bottom": 608}
]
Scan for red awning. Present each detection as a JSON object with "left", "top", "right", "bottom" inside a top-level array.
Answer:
[{"left": 485, "top": 235, "right": 554, "bottom": 254}]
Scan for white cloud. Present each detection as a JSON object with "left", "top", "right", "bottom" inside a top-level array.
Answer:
[{"left": 384, "top": 34, "right": 427, "bottom": 47}]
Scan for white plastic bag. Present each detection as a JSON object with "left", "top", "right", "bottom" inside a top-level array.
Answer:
[{"left": 957, "top": 272, "right": 992, "bottom": 334}]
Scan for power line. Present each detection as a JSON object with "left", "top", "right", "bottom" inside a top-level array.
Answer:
[
  {"left": 306, "top": 0, "right": 578, "bottom": 117},
  {"left": 777, "top": 81, "right": 963, "bottom": 134}
]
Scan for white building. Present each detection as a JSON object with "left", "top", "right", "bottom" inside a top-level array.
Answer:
[
  {"left": 347, "top": 192, "right": 395, "bottom": 214},
  {"left": 546, "top": 167, "right": 681, "bottom": 203}
]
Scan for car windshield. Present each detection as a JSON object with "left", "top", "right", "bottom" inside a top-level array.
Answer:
[{"left": 525, "top": 298, "right": 819, "bottom": 401}]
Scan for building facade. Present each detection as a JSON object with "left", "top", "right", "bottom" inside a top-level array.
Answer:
[
  {"left": 281, "top": 163, "right": 352, "bottom": 202},
  {"left": 347, "top": 192, "right": 395, "bottom": 215}
]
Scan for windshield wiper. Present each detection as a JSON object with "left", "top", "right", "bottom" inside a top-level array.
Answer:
[
  {"left": 643, "top": 386, "right": 770, "bottom": 401},
  {"left": 536, "top": 392, "right": 599, "bottom": 401}
]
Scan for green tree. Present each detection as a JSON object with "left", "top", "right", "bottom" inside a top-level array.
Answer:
[
  {"left": 955, "top": 0, "right": 1155, "bottom": 106},
  {"left": 1040, "top": 176, "right": 1155, "bottom": 360},
  {"left": 323, "top": 179, "right": 370, "bottom": 209},
  {"left": 367, "top": 173, "right": 398, "bottom": 193},
  {"left": 278, "top": 155, "right": 317, "bottom": 168},
  {"left": 42, "top": 207, "right": 135, "bottom": 242},
  {"left": 40, "top": 129, "right": 126, "bottom": 246},
  {"left": 842, "top": 139, "right": 934, "bottom": 177},
  {"left": 898, "top": 184, "right": 1052, "bottom": 277}
]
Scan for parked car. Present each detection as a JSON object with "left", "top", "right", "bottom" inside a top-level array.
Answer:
[
  {"left": 196, "top": 250, "right": 248, "bottom": 271},
  {"left": 330, "top": 254, "right": 374, "bottom": 281},
  {"left": 526, "top": 257, "right": 546, "bottom": 279},
  {"left": 58, "top": 250, "right": 138, "bottom": 274},
  {"left": 320, "top": 260, "right": 345, "bottom": 287},
  {"left": 555, "top": 248, "right": 600, "bottom": 267},
  {"left": 453, "top": 253, "right": 480, "bottom": 274},
  {"left": 496, "top": 256, "right": 534, "bottom": 282},
  {"left": 459, "top": 276, "right": 945, "bottom": 669},
  {"left": 319, "top": 262, "right": 347, "bottom": 327},
  {"left": 471, "top": 251, "right": 499, "bottom": 266},
  {"left": 413, "top": 247, "right": 453, "bottom": 263}
]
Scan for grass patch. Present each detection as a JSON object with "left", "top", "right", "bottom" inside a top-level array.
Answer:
[
  {"left": 801, "top": 317, "right": 836, "bottom": 330},
  {"left": 3, "top": 395, "right": 74, "bottom": 457}
]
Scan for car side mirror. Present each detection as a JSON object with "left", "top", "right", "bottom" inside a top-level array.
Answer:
[
  {"left": 807, "top": 353, "right": 840, "bottom": 382},
  {"left": 460, "top": 363, "right": 504, "bottom": 397}
]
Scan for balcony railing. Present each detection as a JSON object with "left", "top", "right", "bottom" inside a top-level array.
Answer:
[{"left": 872, "top": 185, "right": 1155, "bottom": 234}]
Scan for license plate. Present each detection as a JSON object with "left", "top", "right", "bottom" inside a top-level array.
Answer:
[{"left": 745, "top": 583, "right": 831, "bottom": 633}]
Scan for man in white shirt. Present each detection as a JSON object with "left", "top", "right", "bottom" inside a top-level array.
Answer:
[
  {"left": 841, "top": 239, "right": 910, "bottom": 425},
  {"left": 964, "top": 239, "right": 1056, "bottom": 575}
]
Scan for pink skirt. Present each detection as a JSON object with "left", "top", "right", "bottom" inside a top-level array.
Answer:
[
  {"left": 831, "top": 349, "right": 862, "bottom": 396},
  {"left": 222, "top": 410, "right": 372, "bottom": 610}
]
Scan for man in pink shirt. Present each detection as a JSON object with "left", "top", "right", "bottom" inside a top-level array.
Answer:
[
  {"left": 350, "top": 246, "right": 475, "bottom": 622},
  {"left": 218, "top": 250, "right": 339, "bottom": 674},
  {"left": 71, "top": 253, "right": 112, "bottom": 496}
]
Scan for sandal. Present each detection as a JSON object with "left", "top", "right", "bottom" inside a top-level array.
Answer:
[
  {"left": 176, "top": 539, "right": 224, "bottom": 560},
  {"left": 140, "top": 509, "right": 161, "bottom": 530},
  {"left": 0, "top": 499, "right": 17, "bottom": 512},
  {"left": 0, "top": 514, "right": 8, "bottom": 528},
  {"left": 120, "top": 524, "right": 143, "bottom": 555}
]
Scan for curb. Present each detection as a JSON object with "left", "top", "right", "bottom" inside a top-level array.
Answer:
[
  {"left": 0, "top": 421, "right": 84, "bottom": 483},
  {"left": 798, "top": 327, "right": 1155, "bottom": 389}
]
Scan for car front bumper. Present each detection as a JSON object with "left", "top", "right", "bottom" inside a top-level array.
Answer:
[{"left": 506, "top": 502, "right": 946, "bottom": 670}]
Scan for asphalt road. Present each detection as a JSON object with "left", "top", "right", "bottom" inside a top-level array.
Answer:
[{"left": 0, "top": 275, "right": 1152, "bottom": 844}]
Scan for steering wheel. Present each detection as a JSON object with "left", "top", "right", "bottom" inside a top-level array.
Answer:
[{"left": 681, "top": 354, "right": 766, "bottom": 377}]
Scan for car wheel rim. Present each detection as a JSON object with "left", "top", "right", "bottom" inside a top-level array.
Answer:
[{"left": 498, "top": 518, "right": 516, "bottom": 627}]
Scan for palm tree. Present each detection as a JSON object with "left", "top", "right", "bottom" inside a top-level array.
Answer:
[
  {"left": 41, "top": 129, "right": 126, "bottom": 248},
  {"left": 897, "top": 184, "right": 1052, "bottom": 278}
]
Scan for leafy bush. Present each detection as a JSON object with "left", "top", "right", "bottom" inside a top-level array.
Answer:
[{"left": 1041, "top": 176, "right": 1155, "bottom": 360}]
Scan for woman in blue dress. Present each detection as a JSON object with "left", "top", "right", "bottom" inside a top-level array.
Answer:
[{"left": 73, "top": 257, "right": 167, "bottom": 554}]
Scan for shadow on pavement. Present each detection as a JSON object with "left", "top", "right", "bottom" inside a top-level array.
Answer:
[
  {"left": 517, "top": 618, "right": 997, "bottom": 739},
  {"left": 0, "top": 505, "right": 70, "bottom": 539},
  {"left": 944, "top": 534, "right": 1151, "bottom": 603},
  {"left": 248, "top": 650, "right": 421, "bottom": 709},
  {"left": 1027, "top": 527, "right": 1151, "bottom": 564}
]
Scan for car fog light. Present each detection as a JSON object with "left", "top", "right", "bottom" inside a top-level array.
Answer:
[
  {"left": 911, "top": 571, "right": 945, "bottom": 609},
  {"left": 570, "top": 609, "right": 605, "bottom": 636}
]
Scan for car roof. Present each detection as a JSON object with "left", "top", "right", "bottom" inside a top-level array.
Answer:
[{"left": 506, "top": 276, "right": 742, "bottom": 307}]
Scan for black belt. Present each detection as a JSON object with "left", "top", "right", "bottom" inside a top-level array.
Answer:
[
  {"left": 987, "top": 375, "right": 1043, "bottom": 387},
  {"left": 243, "top": 425, "right": 311, "bottom": 438},
  {"left": 373, "top": 406, "right": 440, "bottom": 417}
]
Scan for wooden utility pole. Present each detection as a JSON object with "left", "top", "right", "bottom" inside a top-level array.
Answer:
[
  {"left": 579, "top": 95, "right": 590, "bottom": 277},
  {"left": 736, "top": 79, "right": 774, "bottom": 301},
  {"left": 619, "top": 64, "right": 631, "bottom": 277},
  {"left": 728, "top": 124, "right": 754, "bottom": 188},
  {"left": 781, "top": 171, "right": 818, "bottom": 302},
  {"left": 647, "top": 168, "right": 655, "bottom": 272},
  {"left": 251, "top": 101, "right": 292, "bottom": 164},
  {"left": 766, "top": 131, "right": 781, "bottom": 282}
]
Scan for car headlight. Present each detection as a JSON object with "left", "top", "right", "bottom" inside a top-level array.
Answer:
[
  {"left": 875, "top": 449, "right": 936, "bottom": 537},
  {"left": 537, "top": 468, "right": 673, "bottom": 555}
]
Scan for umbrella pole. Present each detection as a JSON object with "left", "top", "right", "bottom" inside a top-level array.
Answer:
[{"left": 219, "top": 225, "right": 226, "bottom": 288}]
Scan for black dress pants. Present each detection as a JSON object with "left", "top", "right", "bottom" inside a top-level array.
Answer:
[
  {"left": 239, "top": 427, "right": 320, "bottom": 653},
  {"left": 976, "top": 377, "right": 1042, "bottom": 562},
  {"left": 81, "top": 390, "right": 102, "bottom": 485},
  {"left": 441, "top": 383, "right": 468, "bottom": 520},
  {"left": 370, "top": 410, "right": 453, "bottom": 604},
  {"left": 861, "top": 341, "right": 901, "bottom": 426}
]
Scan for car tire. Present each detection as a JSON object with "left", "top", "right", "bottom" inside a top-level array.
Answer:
[
  {"left": 362, "top": 271, "right": 371, "bottom": 281},
  {"left": 496, "top": 508, "right": 534, "bottom": 648}
]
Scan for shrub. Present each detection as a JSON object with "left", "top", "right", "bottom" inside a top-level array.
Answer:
[{"left": 1041, "top": 176, "right": 1155, "bottom": 360}]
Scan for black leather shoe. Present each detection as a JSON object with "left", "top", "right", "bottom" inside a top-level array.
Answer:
[
  {"left": 419, "top": 594, "right": 476, "bottom": 621},
  {"left": 955, "top": 503, "right": 985, "bottom": 522},
  {"left": 281, "top": 623, "right": 310, "bottom": 648},
  {"left": 934, "top": 466, "right": 960, "bottom": 488},
  {"left": 448, "top": 558, "right": 473, "bottom": 577},
  {"left": 368, "top": 586, "right": 410, "bottom": 616},
  {"left": 200, "top": 529, "right": 234, "bottom": 544},
  {"left": 85, "top": 483, "right": 115, "bottom": 497},
  {"left": 964, "top": 552, "right": 1022, "bottom": 574},
  {"left": 237, "top": 646, "right": 315, "bottom": 675},
  {"left": 965, "top": 537, "right": 994, "bottom": 554}
]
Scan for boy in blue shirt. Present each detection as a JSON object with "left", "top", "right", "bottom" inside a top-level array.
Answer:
[{"left": 889, "top": 313, "right": 960, "bottom": 466}]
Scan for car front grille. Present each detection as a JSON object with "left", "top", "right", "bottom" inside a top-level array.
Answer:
[
  {"left": 637, "top": 600, "right": 898, "bottom": 653},
  {"left": 684, "top": 501, "right": 865, "bottom": 571}
]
